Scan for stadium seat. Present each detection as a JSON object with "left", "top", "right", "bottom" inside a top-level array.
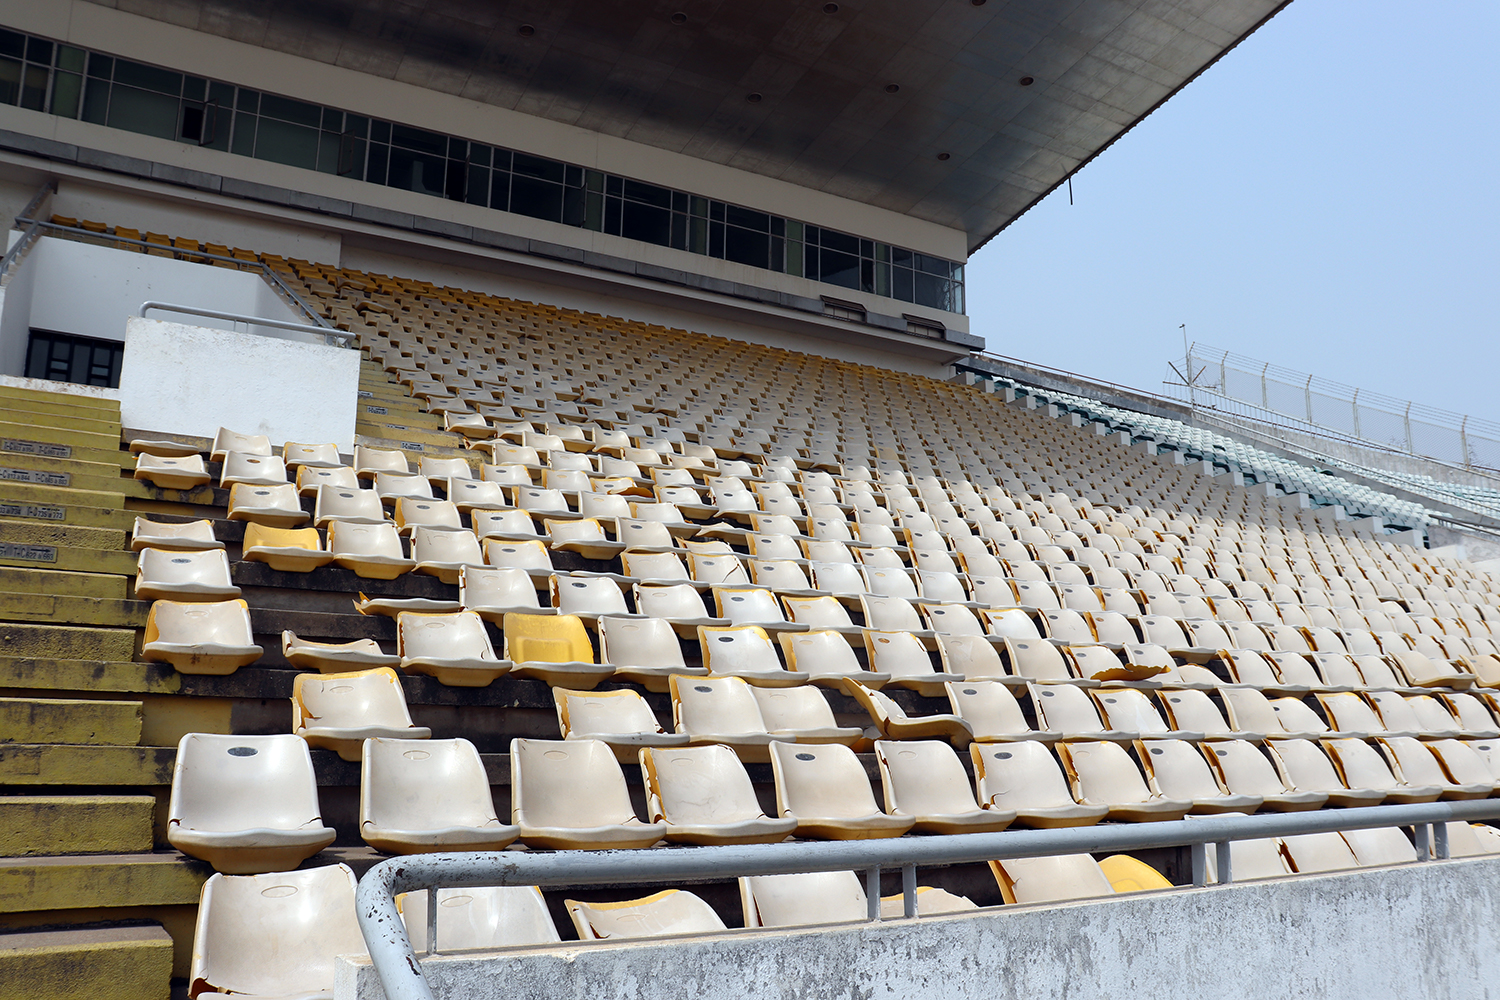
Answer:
[
  {"left": 511, "top": 737, "right": 666, "bottom": 849},
  {"left": 1056, "top": 741, "right": 1193, "bottom": 821},
  {"left": 779, "top": 629, "right": 891, "bottom": 687},
  {"left": 597, "top": 615, "right": 708, "bottom": 690},
  {"left": 399, "top": 886, "right": 560, "bottom": 953},
  {"left": 874, "top": 739, "right": 1015, "bottom": 833},
  {"left": 140, "top": 598, "right": 261, "bottom": 675},
  {"left": 699, "top": 624, "right": 807, "bottom": 687},
  {"left": 134, "top": 452, "right": 211, "bottom": 490},
  {"left": 313, "top": 484, "right": 387, "bottom": 526},
  {"left": 397, "top": 610, "right": 511, "bottom": 686},
  {"left": 135, "top": 548, "right": 240, "bottom": 601},
  {"left": 768, "top": 741, "right": 914, "bottom": 840},
  {"left": 566, "top": 890, "right": 727, "bottom": 940},
  {"left": 227, "top": 483, "right": 310, "bottom": 527},
  {"left": 220, "top": 452, "right": 289, "bottom": 487},
  {"left": 292, "top": 667, "right": 430, "bottom": 760},
  {"left": 1098, "top": 855, "right": 1174, "bottom": 893},
  {"left": 130, "top": 517, "right": 222, "bottom": 551},
  {"left": 990, "top": 855, "right": 1115, "bottom": 904},
  {"left": 297, "top": 464, "right": 360, "bottom": 497},
  {"left": 971, "top": 741, "right": 1108, "bottom": 827},
  {"left": 1265, "top": 739, "right": 1387, "bottom": 807},
  {"left": 862, "top": 629, "right": 952, "bottom": 697},
  {"left": 740, "top": 871, "right": 868, "bottom": 927},
  {"left": 553, "top": 687, "right": 689, "bottom": 759},
  {"left": 460, "top": 565, "right": 548, "bottom": 621},
  {"left": 328, "top": 521, "right": 417, "bottom": 578},
  {"left": 210, "top": 428, "right": 271, "bottom": 463},
  {"left": 282, "top": 442, "right": 342, "bottom": 468},
  {"left": 167, "top": 733, "right": 336, "bottom": 873},
  {"left": 360, "top": 737, "right": 519, "bottom": 854},
  {"left": 189, "top": 864, "right": 366, "bottom": 998},
  {"left": 504, "top": 612, "right": 613, "bottom": 688},
  {"left": 640, "top": 744, "right": 797, "bottom": 845},
  {"left": 240, "top": 523, "right": 334, "bottom": 573},
  {"left": 1136, "top": 739, "right": 1262, "bottom": 813},
  {"left": 282, "top": 632, "right": 400, "bottom": 672},
  {"left": 411, "top": 525, "right": 486, "bottom": 584},
  {"left": 1280, "top": 832, "right": 1359, "bottom": 873}
]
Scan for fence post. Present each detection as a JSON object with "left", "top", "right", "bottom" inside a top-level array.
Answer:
[
  {"left": 1304, "top": 374, "right": 1314, "bottom": 424},
  {"left": 1351, "top": 388, "right": 1361, "bottom": 440},
  {"left": 1404, "top": 402, "right": 1414, "bottom": 453},
  {"left": 1261, "top": 363, "right": 1270, "bottom": 409},
  {"left": 1461, "top": 415, "right": 1470, "bottom": 469},
  {"left": 865, "top": 867, "right": 881, "bottom": 921}
]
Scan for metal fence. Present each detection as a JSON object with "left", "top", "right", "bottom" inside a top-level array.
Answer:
[
  {"left": 1165, "top": 344, "right": 1500, "bottom": 473},
  {"left": 356, "top": 799, "right": 1500, "bottom": 1000}
]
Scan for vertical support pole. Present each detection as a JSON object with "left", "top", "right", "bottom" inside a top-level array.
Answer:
[
  {"left": 1461, "top": 415, "right": 1470, "bottom": 469},
  {"left": 426, "top": 887, "right": 439, "bottom": 956},
  {"left": 902, "top": 864, "right": 918, "bottom": 918},
  {"left": 1220, "top": 350, "right": 1228, "bottom": 402},
  {"left": 1191, "top": 842, "right": 1208, "bottom": 887},
  {"left": 1215, "top": 841, "right": 1232, "bottom": 885},
  {"left": 1351, "top": 388, "right": 1361, "bottom": 440},
  {"left": 1414, "top": 823, "right": 1430, "bottom": 860},
  {"left": 1404, "top": 402, "right": 1414, "bottom": 453},
  {"left": 1261, "top": 362, "right": 1270, "bottom": 409},
  {"left": 1435, "top": 822, "right": 1450, "bottom": 860},
  {"left": 865, "top": 867, "right": 881, "bottom": 921},
  {"left": 1304, "top": 374, "right": 1314, "bottom": 425}
]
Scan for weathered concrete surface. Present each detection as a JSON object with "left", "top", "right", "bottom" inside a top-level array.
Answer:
[{"left": 338, "top": 858, "right": 1500, "bottom": 1000}]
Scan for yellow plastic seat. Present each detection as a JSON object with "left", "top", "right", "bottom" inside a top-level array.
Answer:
[
  {"left": 769, "top": 741, "right": 914, "bottom": 840},
  {"left": 641, "top": 744, "right": 797, "bottom": 845},
  {"left": 328, "top": 521, "right": 416, "bottom": 579},
  {"left": 875, "top": 739, "right": 1014, "bottom": 833},
  {"left": 134, "top": 452, "right": 211, "bottom": 490},
  {"left": 504, "top": 612, "right": 613, "bottom": 688},
  {"left": 1057, "top": 741, "right": 1193, "bottom": 821},
  {"left": 142, "top": 599, "right": 262, "bottom": 674},
  {"left": 566, "top": 889, "right": 726, "bottom": 941},
  {"left": 292, "top": 667, "right": 430, "bottom": 761},
  {"left": 168, "top": 733, "right": 335, "bottom": 873},
  {"left": 511, "top": 737, "right": 665, "bottom": 850},
  {"left": 971, "top": 741, "right": 1108, "bottom": 828},
  {"left": 397, "top": 610, "right": 510, "bottom": 687},
  {"left": 990, "top": 854, "right": 1115, "bottom": 904},
  {"left": 598, "top": 615, "right": 708, "bottom": 690},
  {"left": 398, "top": 886, "right": 560, "bottom": 953},
  {"left": 282, "top": 631, "right": 400, "bottom": 672},
  {"left": 240, "top": 523, "right": 333, "bottom": 573},
  {"left": 553, "top": 687, "right": 689, "bottom": 760},
  {"left": 1097, "top": 854, "right": 1174, "bottom": 893},
  {"left": 313, "top": 483, "right": 387, "bottom": 525},
  {"left": 190, "top": 864, "right": 365, "bottom": 997},
  {"left": 360, "top": 737, "right": 518, "bottom": 854},
  {"left": 129, "top": 517, "right": 222, "bottom": 552},
  {"left": 135, "top": 547, "right": 240, "bottom": 601}
]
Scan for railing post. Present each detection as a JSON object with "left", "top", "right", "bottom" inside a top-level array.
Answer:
[
  {"left": 1414, "top": 823, "right": 1430, "bottom": 860},
  {"left": 901, "top": 864, "right": 917, "bottom": 918},
  {"left": 1435, "top": 822, "right": 1450, "bottom": 860},
  {"left": 426, "top": 887, "right": 439, "bottom": 956},
  {"left": 1191, "top": 842, "right": 1208, "bottom": 887},
  {"left": 1215, "top": 841, "right": 1232, "bottom": 885},
  {"left": 865, "top": 867, "right": 881, "bottom": 921}
]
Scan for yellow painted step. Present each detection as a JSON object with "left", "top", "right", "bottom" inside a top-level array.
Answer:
[
  {"left": 0, "top": 854, "right": 206, "bottom": 912},
  {"left": 0, "top": 459, "right": 130, "bottom": 497},
  {"left": 0, "top": 745, "right": 176, "bottom": 786},
  {"left": 0, "top": 421, "right": 118, "bottom": 454},
  {"left": 0, "top": 568, "right": 127, "bottom": 600},
  {"left": 0, "top": 483, "right": 126, "bottom": 513},
  {"left": 0, "top": 521, "right": 126, "bottom": 551},
  {"left": 0, "top": 623, "right": 136, "bottom": 661},
  {"left": 0, "top": 924, "right": 173, "bottom": 1000},
  {"left": 0, "top": 592, "right": 148, "bottom": 628},
  {"left": 0, "top": 446, "right": 135, "bottom": 474},
  {"left": 352, "top": 434, "right": 470, "bottom": 461},
  {"left": 0, "top": 658, "right": 179, "bottom": 697},
  {"left": 0, "top": 698, "right": 142, "bottom": 746},
  {"left": 0, "top": 545, "right": 135, "bottom": 577},
  {"left": 0, "top": 796, "right": 156, "bottom": 856},
  {"left": 0, "top": 384, "right": 120, "bottom": 412},
  {"left": 0, "top": 404, "right": 122, "bottom": 435}
]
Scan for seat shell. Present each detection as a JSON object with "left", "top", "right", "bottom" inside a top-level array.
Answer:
[
  {"left": 360, "top": 737, "right": 518, "bottom": 854},
  {"left": 641, "top": 744, "right": 797, "bottom": 845},
  {"left": 142, "top": 599, "right": 262, "bottom": 675},
  {"left": 768, "top": 741, "right": 914, "bottom": 840},
  {"left": 875, "top": 739, "right": 1014, "bottom": 834},
  {"left": 293, "top": 667, "right": 430, "bottom": 760},
  {"left": 511, "top": 738, "right": 666, "bottom": 850}
]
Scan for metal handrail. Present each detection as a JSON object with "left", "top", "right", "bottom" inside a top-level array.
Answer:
[
  {"left": 136, "top": 301, "right": 352, "bottom": 345},
  {"left": 355, "top": 798, "right": 1500, "bottom": 1000}
]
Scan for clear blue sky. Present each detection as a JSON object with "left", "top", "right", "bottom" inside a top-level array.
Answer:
[{"left": 965, "top": 0, "right": 1500, "bottom": 422}]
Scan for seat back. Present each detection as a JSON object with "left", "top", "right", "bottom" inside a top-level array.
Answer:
[
  {"left": 642, "top": 744, "right": 769, "bottom": 825},
  {"left": 971, "top": 741, "right": 1077, "bottom": 811},
  {"left": 170, "top": 733, "right": 324, "bottom": 832},
  {"left": 554, "top": 688, "right": 664, "bottom": 737},
  {"left": 503, "top": 613, "right": 594, "bottom": 663},
  {"left": 361, "top": 737, "right": 501, "bottom": 829},
  {"left": 875, "top": 739, "right": 983, "bottom": 816},
  {"left": 511, "top": 738, "right": 639, "bottom": 827},
  {"left": 399, "top": 886, "right": 560, "bottom": 952},
  {"left": 293, "top": 667, "right": 415, "bottom": 729},
  {"left": 670, "top": 675, "right": 768, "bottom": 735},
  {"left": 398, "top": 611, "right": 498, "bottom": 660},
  {"left": 769, "top": 742, "right": 881, "bottom": 820},
  {"left": 145, "top": 599, "right": 255, "bottom": 646}
]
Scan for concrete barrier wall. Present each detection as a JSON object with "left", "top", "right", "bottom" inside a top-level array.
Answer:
[{"left": 337, "top": 857, "right": 1500, "bottom": 1000}]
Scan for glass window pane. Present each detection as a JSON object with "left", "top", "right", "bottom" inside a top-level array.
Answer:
[
  {"left": 468, "top": 143, "right": 491, "bottom": 167},
  {"left": 489, "top": 170, "right": 510, "bottom": 212},
  {"left": 50, "top": 70, "right": 81, "bottom": 118},
  {"left": 229, "top": 111, "right": 256, "bottom": 156},
  {"left": 315, "top": 130, "right": 340, "bottom": 173},
  {"left": 509, "top": 175, "right": 563, "bottom": 222},
  {"left": 337, "top": 133, "right": 366, "bottom": 176},
  {"left": 236, "top": 88, "right": 259, "bottom": 112},
  {"left": 0, "top": 58, "right": 20, "bottom": 106},
  {"left": 0, "top": 29, "right": 23, "bottom": 59},
  {"left": 181, "top": 76, "right": 206, "bottom": 102},
  {"left": 322, "top": 107, "right": 343, "bottom": 130},
  {"left": 893, "top": 266, "right": 914, "bottom": 302},
  {"left": 86, "top": 54, "right": 111, "bottom": 79},
  {"left": 366, "top": 143, "right": 389, "bottom": 185},
  {"left": 513, "top": 152, "right": 565, "bottom": 183},
  {"left": 20, "top": 63, "right": 48, "bottom": 111},
  {"left": 465, "top": 166, "right": 489, "bottom": 206},
  {"left": 106, "top": 85, "right": 179, "bottom": 140},
  {"left": 80, "top": 77, "right": 106, "bottom": 124},
  {"left": 914, "top": 271, "right": 949, "bottom": 310},
  {"left": 820, "top": 229, "right": 858, "bottom": 255},
  {"left": 724, "top": 226, "right": 769, "bottom": 269},
  {"left": 253, "top": 117, "right": 320, "bottom": 169},
  {"left": 259, "top": 93, "right": 322, "bottom": 128},
  {"left": 445, "top": 159, "right": 467, "bottom": 201},
  {"left": 620, "top": 200, "right": 670, "bottom": 245},
  {"left": 390, "top": 123, "right": 446, "bottom": 155},
  {"left": 622, "top": 179, "right": 671, "bottom": 209},
  {"left": 387, "top": 147, "right": 446, "bottom": 196},
  {"left": 112, "top": 59, "right": 180, "bottom": 96},
  {"left": 916, "top": 253, "right": 951, "bottom": 276},
  {"left": 563, "top": 182, "right": 587, "bottom": 227},
  {"left": 369, "top": 119, "right": 390, "bottom": 144},
  {"left": 25, "top": 38, "right": 53, "bottom": 65},
  {"left": 818, "top": 246, "right": 860, "bottom": 290},
  {"left": 344, "top": 114, "right": 368, "bottom": 138},
  {"left": 56, "top": 46, "right": 86, "bottom": 73},
  {"left": 724, "top": 205, "right": 770, "bottom": 232}
]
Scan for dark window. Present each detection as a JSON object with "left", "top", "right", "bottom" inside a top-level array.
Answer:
[
  {"left": 24, "top": 330, "right": 124, "bottom": 388},
  {"left": 724, "top": 225, "right": 769, "bottom": 269},
  {"left": 510, "top": 175, "right": 563, "bottom": 222},
  {"left": 111, "top": 58, "right": 181, "bottom": 96},
  {"left": 621, "top": 199, "right": 671, "bottom": 245},
  {"left": 387, "top": 146, "right": 446, "bottom": 196}
]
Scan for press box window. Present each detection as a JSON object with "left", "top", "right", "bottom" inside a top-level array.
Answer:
[{"left": 24, "top": 330, "right": 124, "bottom": 388}]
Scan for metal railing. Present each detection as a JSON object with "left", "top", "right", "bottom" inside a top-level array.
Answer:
[
  {"left": 355, "top": 798, "right": 1500, "bottom": 1000},
  {"left": 137, "top": 301, "right": 353, "bottom": 346}
]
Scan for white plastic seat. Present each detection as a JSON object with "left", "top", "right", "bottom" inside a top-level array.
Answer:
[
  {"left": 1266, "top": 739, "right": 1387, "bottom": 807},
  {"left": 411, "top": 525, "right": 485, "bottom": 584},
  {"left": 135, "top": 548, "right": 240, "bottom": 601},
  {"left": 220, "top": 452, "right": 288, "bottom": 487},
  {"left": 669, "top": 674, "right": 788, "bottom": 761},
  {"left": 134, "top": 452, "right": 211, "bottom": 490},
  {"left": 226, "top": 483, "right": 309, "bottom": 528},
  {"left": 875, "top": 739, "right": 1015, "bottom": 833},
  {"left": 554, "top": 687, "right": 689, "bottom": 760},
  {"left": 328, "top": 521, "right": 416, "bottom": 579},
  {"left": 398, "top": 886, "right": 560, "bottom": 953},
  {"left": 168, "top": 733, "right": 336, "bottom": 873},
  {"left": 394, "top": 498, "right": 463, "bottom": 535},
  {"left": 739, "top": 871, "right": 868, "bottom": 927},
  {"left": 129, "top": 517, "right": 222, "bottom": 552},
  {"left": 142, "top": 599, "right": 262, "bottom": 674},
  {"left": 990, "top": 854, "right": 1115, "bottom": 905},
  {"left": 297, "top": 464, "right": 360, "bottom": 497},
  {"left": 550, "top": 573, "right": 634, "bottom": 621},
  {"left": 699, "top": 624, "right": 806, "bottom": 687},
  {"left": 946, "top": 679, "right": 1051, "bottom": 742},
  {"left": 472, "top": 509, "right": 543, "bottom": 541},
  {"left": 632, "top": 583, "right": 729, "bottom": 637},
  {"left": 1137, "top": 739, "right": 1262, "bottom": 813},
  {"left": 566, "top": 889, "right": 727, "bottom": 940},
  {"left": 971, "top": 741, "right": 1108, "bottom": 828},
  {"left": 1280, "top": 831, "right": 1360, "bottom": 873},
  {"left": 641, "top": 743, "right": 797, "bottom": 845},
  {"left": 292, "top": 667, "right": 430, "bottom": 761},
  {"left": 863, "top": 629, "right": 951, "bottom": 697},
  {"left": 376, "top": 470, "right": 436, "bottom": 506},
  {"left": 398, "top": 610, "right": 511, "bottom": 686},
  {"left": 282, "top": 442, "right": 342, "bottom": 468},
  {"left": 750, "top": 684, "right": 863, "bottom": 744},
  {"left": 282, "top": 632, "right": 399, "bottom": 672},
  {"left": 511, "top": 737, "right": 666, "bottom": 849},
  {"left": 190, "top": 864, "right": 366, "bottom": 998},
  {"left": 843, "top": 679, "right": 972, "bottom": 745},
  {"left": 768, "top": 741, "right": 914, "bottom": 840},
  {"left": 210, "top": 428, "right": 271, "bottom": 464},
  {"left": 779, "top": 629, "right": 891, "bottom": 688},
  {"left": 354, "top": 444, "right": 412, "bottom": 479},
  {"left": 1202, "top": 739, "right": 1329, "bottom": 810},
  {"left": 1057, "top": 741, "right": 1193, "bottom": 821},
  {"left": 446, "top": 477, "right": 509, "bottom": 513},
  {"left": 460, "top": 565, "right": 547, "bottom": 622},
  {"left": 313, "top": 484, "right": 387, "bottom": 526},
  {"left": 360, "top": 737, "right": 518, "bottom": 854},
  {"left": 598, "top": 615, "right": 708, "bottom": 690}
]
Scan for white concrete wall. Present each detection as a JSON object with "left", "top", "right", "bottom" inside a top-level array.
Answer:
[
  {"left": 338, "top": 857, "right": 1500, "bottom": 1000},
  {"left": 0, "top": 229, "right": 39, "bottom": 377},
  {"left": 118, "top": 317, "right": 359, "bottom": 448}
]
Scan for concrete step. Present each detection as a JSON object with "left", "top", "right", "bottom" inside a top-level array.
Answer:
[
  {"left": 0, "top": 657, "right": 178, "bottom": 697},
  {"left": 0, "top": 420, "right": 119, "bottom": 455},
  {"left": 0, "top": 384, "right": 121, "bottom": 413},
  {"left": 0, "top": 444, "right": 134, "bottom": 475},
  {"left": 0, "top": 591, "right": 148, "bottom": 628},
  {"left": 0, "top": 697, "right": 143, "bottom": 746},
  {"left": 0, "top": 623, "right": 137, "bottom": 661},
  {"left": 352, "top": 434, "right": 471, "bottom": 461},
  {"left": 0, "top": 795, "right": 156, "bottom": 856},
  {"left": 0, "top": 745, "right": 177, "bottom": 787},
  {"left": 0, "top": 519, "right": 128, "bottom": 552},
  {"left": 0, "top": 499, "right": 132, "bottom": 531},
  {"left": 0, "top": 456, "right": 132, "bottom": 495},
  {"left": 0, "top": 403, "right": 123, "bottom": 435},
  {"left": 0, "top": 852, "right": 207, "bottom": 914},
  {"left": 0, "top": 568, "right": 128, "bottom": 600},
  {"left": 0, "top": 924, "right": 173, "bottom": 1000},
  {"left": 0, "top": 539, "right": 137, "bottom": 576},
  {"left": 0, "top": 482, "right": 127, "bottom": 514}
]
